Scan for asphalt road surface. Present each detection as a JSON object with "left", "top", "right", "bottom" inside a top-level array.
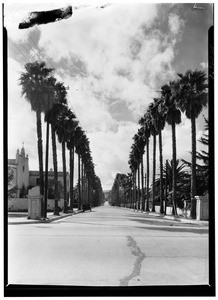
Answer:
[{"left": 8, "top": 202, "right": 208, "bottom": 286}]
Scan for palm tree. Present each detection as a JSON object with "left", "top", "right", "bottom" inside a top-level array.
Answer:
[
  {"left": 67, "top": 135, "right": 75, "bottom": 210},
  {"left": 66, "top": 114, "right": 79, "bottom": 211},
  {"left": 56, "top": 108, "right": 77, "bottom": 213},
  {"left": 152, "top": 98, "right": 166, "bottom": 214},
  {"left": 177, "top": 69, "right": 208, "bottom": 219},
  {"left": 128, "top": 150, "right": 137, "bottom": 209},
  {"left": 182, "top": 117, "right": 209, "bottom": 197},
  {"left": 75, "top": 128, "right": 88, "bottom": 209},
  {"left": 161, "top": 81, "right": 181, "bottom": 215},
  {"left": 132, "top": 144, "right": 141, "bottom": 210},
  {"left": 139, "top": 113, "right": 151, "bottom": 212},
  {"left": 133, "top": 130, "right": 146, "bottom": 211},
  {"left": 147, "top": 102, "right": 159, "bottom": 212},
  {"left": 45, "top": 80, "right": 69, "bottom": 215},
  {"left": 20, "top": 61, "right": 54, "bottom": 198},
  {"left": 155, "top": 159, "right": 190, "bottom": 209}
]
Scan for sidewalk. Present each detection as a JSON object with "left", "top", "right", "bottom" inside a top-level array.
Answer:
[
  {"left": 125, "top": 208, "right": 209, "bottom": 226},
  {"left": 8, "top": 210, "right": 82, "bottom": 225}
]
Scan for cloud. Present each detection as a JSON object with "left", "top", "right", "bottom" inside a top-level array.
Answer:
[
  {"left": 200, "top": 62, "right": 208, "bottom": 70},
  {"left": 168, "top": 13, "right": 185, "bottom": 36}
]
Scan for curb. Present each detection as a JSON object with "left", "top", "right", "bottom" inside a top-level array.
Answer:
[
  {"left": 123, "top": 207, "right": 209, "bottom": 226},
  {"left": 8, "top": 212, "right": 81, "bottom": 225}
]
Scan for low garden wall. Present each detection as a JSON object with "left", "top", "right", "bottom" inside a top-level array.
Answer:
[
  {"left": 196, "top": 195, "right": 208, "bottom": 221},
  {"left": 155, "top": 205, "right": 190, "bottom": 217},
  {"left": 8, "top": 198, "right": 65, "bottom": 212}
]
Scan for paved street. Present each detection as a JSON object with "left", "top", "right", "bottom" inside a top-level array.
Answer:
[{"left": 8, "top": 202, "right": 208, "bottom": 286}]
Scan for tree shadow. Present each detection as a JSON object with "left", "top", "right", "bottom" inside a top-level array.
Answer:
[{"left": 135, "top": 225, "right": 208, "bottom": 234}]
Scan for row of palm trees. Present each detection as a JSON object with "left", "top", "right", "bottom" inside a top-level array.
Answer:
[
  {"left": 124, "top": 69, "right": 207, "bottom": 219},
  {"left": 109, "top": 160, "right": 191, "bottom": 210},
  {"left": 109, "top": 173, "right": 132, "bottom": 207},
  {"left": 20, "top": 61, "right": 104, "bottom": 218}
]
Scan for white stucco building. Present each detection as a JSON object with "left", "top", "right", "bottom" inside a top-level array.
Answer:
[
  {"left": 8, "top": 146, "right": 29, "bottom": 197},
  {"left": 8, "top": 146, "right": 70, "bottom": 197}
]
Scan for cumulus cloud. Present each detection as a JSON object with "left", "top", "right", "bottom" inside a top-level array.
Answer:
[
  {"left": 200, "top": 62, "right": 208, "bottom": 70},
  {"left": 168, "top": 13, "right": 185, "bottom": 36}
]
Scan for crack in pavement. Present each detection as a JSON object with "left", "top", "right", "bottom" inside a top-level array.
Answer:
[{"left": 119, "top": 236, "right": 146, "bottom": 286}]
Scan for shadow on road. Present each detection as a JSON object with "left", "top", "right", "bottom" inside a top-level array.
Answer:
[{"left": 135, "top": 225, "right": 208, "bottom": 234}]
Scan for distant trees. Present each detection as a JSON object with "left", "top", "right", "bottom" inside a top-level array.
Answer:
[{"left": 109, "top": 173, "right": 132, "bottom": 207}]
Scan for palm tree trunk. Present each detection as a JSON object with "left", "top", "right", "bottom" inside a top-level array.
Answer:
[
  {"left": 141, "top": 154, "right": 145, "bottom": 211},
  {"left": 78, "top": 154, "right": 81, "bottom": 209},
  {"left": 87, "top": 176, "right": 89, "bottom": 203},
  {"left": 152, "top": 133, "right": 156, "bottom": 212},
  {"left": 171, "top": 122, "right": 177, "bottom": 215},
  {"left": 190, "top": 114, "right": 197, "bottom": 219},
  {"left": 159, "top": 131, "right": 164, "bottom": 214},
  {"left": 72, "top": 146, "right": 75, "bottom": 210},
  {"left": 130, "top": 173, "right": 133, "bottom": 208},
  {"left": 164, "top": 160, "right": 168, "bottom": 215},
  {"left": 138, "top": 164, "right": 140, "bottom": 210},
  {"left": 81, "top": 160, "right": 84, "bottom": 205},
  {"left": 134, "top": 171, "right": 137, "bottom": 209},
  {"left": 62, "top": 141, "right": 67, "bottom": 213},
  {"left": 85, "top": 169, "right": 87, "bottom": 203},
  {"left": 44, "top": 120, "right": 49, "bottom": 219},
  {"left": 146, "top": 137, "right": 150, "bottom": 212},
  {"left": 36, "top": 110, "right": 44, "bottom": 196},
  {"left": 131, "top": 174, "right": 134, "bottom": 209},
  {"left": 69, "top": 145, "right": 75, "bottom": 211},
  {"left": 52, "top": 125, "right": 59, "bottom": 216}
]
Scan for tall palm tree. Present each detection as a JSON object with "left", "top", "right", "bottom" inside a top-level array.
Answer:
[
  {"left": 155, "top": 159, "right": 190, "bottom": 208},
  {"left": 133, "top": 130, "right": 146, "bottom": 211},
  {"left": 45, "top": 81, "right": 69, "bottom": 215},
  {"left": 139, "top": 112, "right": 151, "bottom": 212},
  {"left": 132, "top": 144, "right": 141, "bottom": 209},
  {"left": 128, "top": 150, "right": 137, "bottom": 209},
  {"left": 66, "top": 114, "right": 79, "bottom": 210},
  {"left": 75, "top": 128, "right": 88, "bottom": 209},
  {"left": 56, "top": 108, "right": 77, "bottom": 213},
  {"left": 161, "top": 81, "right": 181, "bottom": 215},
  {"left": 177, "top": 69, "right": 208, "bottom": 219},
  {"left": 152, "top": 98, "right": 166, "bottom": 214},
  {"left": 20, "top": 61, "right": 54, "bottom": 197},
  {"left": 147, "top": 102, "right": 159, "bottom": 212},
  {"left": 67, "top": 136, "right": 75, "bottom": 210}
]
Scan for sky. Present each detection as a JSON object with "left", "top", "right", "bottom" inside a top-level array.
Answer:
[{"left": 5, "top": 1, "right": 213, "bottom": 191}]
